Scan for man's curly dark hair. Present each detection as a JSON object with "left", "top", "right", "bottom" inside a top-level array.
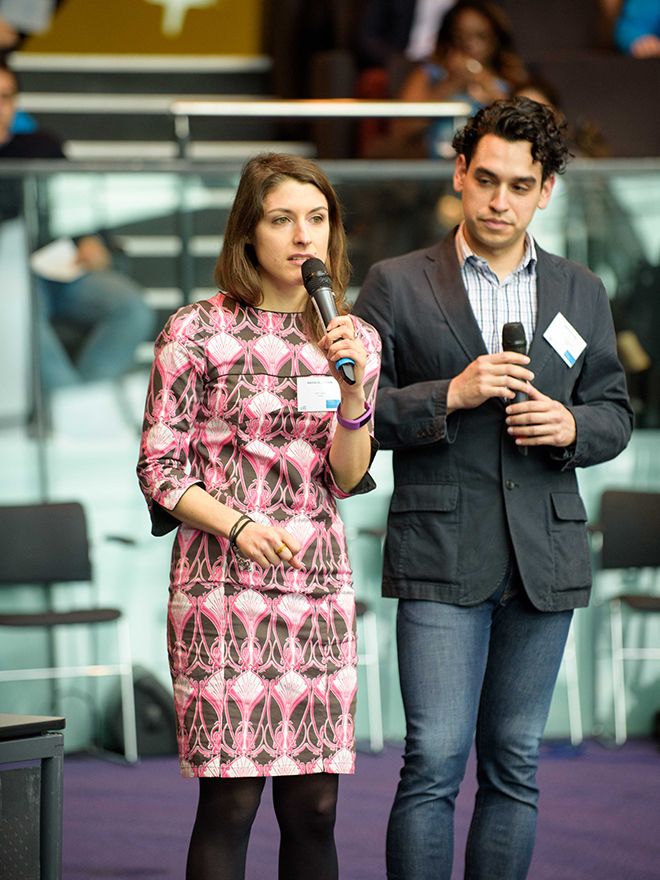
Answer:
[{"left": 452, "top": 97, "right": 570, "bottom": 181}]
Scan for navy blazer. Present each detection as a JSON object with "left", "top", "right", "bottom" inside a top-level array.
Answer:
[{"left": 352, "top": 230, "right": 633, "bottom": 612}]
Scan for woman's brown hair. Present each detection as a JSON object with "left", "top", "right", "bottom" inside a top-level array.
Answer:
[{"left": 214, "top": 153, "right": 351, "bottom": 340}]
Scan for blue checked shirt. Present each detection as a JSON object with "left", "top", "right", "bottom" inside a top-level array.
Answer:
[{"left": 455, "top": 224, "right": 538, "bottom": 355}]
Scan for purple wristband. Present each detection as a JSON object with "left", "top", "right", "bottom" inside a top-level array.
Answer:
[{"left": 336, "top": 401, "right": 373, "bottom": 430}]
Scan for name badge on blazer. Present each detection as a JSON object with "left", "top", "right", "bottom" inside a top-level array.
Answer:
[{"left": 543, "top": 312, "right": 586, "bottom": 367}]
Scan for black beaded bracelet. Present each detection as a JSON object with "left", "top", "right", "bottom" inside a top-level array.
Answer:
[{"left": 228, "top": 513, "right": 254, "bottom": 548}]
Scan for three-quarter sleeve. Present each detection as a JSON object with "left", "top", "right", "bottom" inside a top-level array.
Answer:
[{"left": 136, "top": 309, "right": 207, "bottom": 535}]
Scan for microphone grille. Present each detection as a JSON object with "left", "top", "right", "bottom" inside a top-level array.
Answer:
[
  {"left": 301, "top": 258, "right": 333, "bottom": 295},
  {"left": 301, "top": 257, "right": 328, "bottom": 284},
  {"left": 502, "top": 321, "right": 527, "bottom": 353}
]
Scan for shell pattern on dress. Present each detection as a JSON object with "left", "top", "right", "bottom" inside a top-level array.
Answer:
[{"left": 137, "top": 293, "right": 381, "bottom": 777}]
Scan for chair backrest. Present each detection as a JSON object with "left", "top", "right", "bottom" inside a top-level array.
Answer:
[
  {"left": 498, "top": 0, "right": 605, "bottom": 56},
  {"left": 0, "top": 502, "right": 92, "bottom": 585},
  {"left": 599, "top": 490, "right": 660, "bottom": 570}
]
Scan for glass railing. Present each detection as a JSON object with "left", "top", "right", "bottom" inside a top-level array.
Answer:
[
  {"left": 1, "top": 157, "right": 659, "bottom": 744},
  {"left": 4, "top": 157, "right": 659, "bottom": 430}
]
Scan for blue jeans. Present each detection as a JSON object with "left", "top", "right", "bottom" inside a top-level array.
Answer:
[
  {"left": 37, "top": 270, "right": 153, "bottom": 391},
  {"left": 387, "top": 574, "right": 572, "bottom": 880}
]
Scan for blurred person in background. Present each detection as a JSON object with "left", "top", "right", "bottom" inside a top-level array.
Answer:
[
  {"left": 615, "top": 0, "right": 660, "bottom": 56},
  {"left": 366, "top": 0, "right": 527, "bottom": 159},
  {"left": 0, "top": 60, "right": 152, "bottom": 393},
  {"left": 513, "top": 73, "right": 650, "bottom": 385},
  {"left": 0, "top": 0, "right": 66, "bottom": 131},
  {"left": 513, "top": 75, "right": 609, "bottom": 159},
  {"left": 355, "top": 0, "right": 455, "bottom": 72},
  {"left": 0, "top": 0, "right": 64, "bottom": 57}
]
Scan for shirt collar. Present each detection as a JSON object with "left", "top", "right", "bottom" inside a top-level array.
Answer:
[{"left": 455, "top": 223, "right": 537, "bottom": 276}]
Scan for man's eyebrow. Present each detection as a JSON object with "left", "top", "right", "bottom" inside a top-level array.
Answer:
[
  {"left": 473, "top": 166, "right": 538, "bottom": 186},
  {"left": 473, "top": 166, "right": 498, "bottom": 179}
]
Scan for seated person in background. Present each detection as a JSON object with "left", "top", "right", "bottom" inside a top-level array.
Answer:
[
  {"left": 0, "top": 60, "right": 153, "bottom": 392},
  {"left": 0, "top": 0, "right": 64, "bottom": 58},
  {"left": 615, "top": 0, "right": 660, "bottom": 57},
  {"left": 513, "top": 73, "right": 649, "bottom": 369},
  {"left": 369, "top": 0, "right": 527, "bottom": 158},
  {"left": 353, "top": 0, "right": 454, "bottom": 157},
  {"left": 513, "top": 75, "right": 610, "bottom": 158},
  {"left": 355, "top": 0, "right": 455, "bottom": 73},
  {"left": 614, "top": 259, "right": 660, "bottom": 427}
]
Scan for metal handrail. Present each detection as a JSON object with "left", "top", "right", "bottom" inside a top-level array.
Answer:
[
  {"left": 169, "top": 98, "right": 472, "bottom": 158},
  {"left": 169, "top": 98, "right": 471, "bottom": 118}
]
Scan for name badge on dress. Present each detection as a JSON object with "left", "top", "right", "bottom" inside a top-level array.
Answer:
[
  {"left": 296, "top": 376, "right": 341, "bottom": 412},
  {"left": 543, "top": 312, "right": 587, "bottom": 367}
]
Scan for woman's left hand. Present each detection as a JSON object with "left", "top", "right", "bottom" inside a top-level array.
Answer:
[{"left": 320, "top": 316, "right": 367, "bottom": 388}]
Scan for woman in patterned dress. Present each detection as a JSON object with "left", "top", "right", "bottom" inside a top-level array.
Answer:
[{"left": 137, "top": 153, "right": 381, "bottom": 880}]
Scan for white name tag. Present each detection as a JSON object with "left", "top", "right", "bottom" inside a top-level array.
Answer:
[
  {"left": 543, "top": 312, "right": 586, "bottom": 367},
  {"left": 296, "top": 376, "right": 341, "bottom": 412}
]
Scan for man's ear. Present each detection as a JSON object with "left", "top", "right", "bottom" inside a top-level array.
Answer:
[
  {"left": 453, "top": 155, "right": 467, "bottom": 193},
  {"left": 538, "top": 174, "right": 555, "bottom": 210}
]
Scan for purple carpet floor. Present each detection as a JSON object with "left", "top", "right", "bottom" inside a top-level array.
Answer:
[{"left": 62, "top": 739, "right": 660, "bottom": 879}]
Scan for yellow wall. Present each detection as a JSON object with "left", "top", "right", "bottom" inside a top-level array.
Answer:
[{"left": 24, "top": 0, "right": 263, "bottom": 55}]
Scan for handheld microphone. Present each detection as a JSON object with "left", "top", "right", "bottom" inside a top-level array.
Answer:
[
  {"left": 301, "top": 258, "right": 356, "bottom": 385},
  {"left": 501, "top": 322, "right": 528, "bottom": 405},
  {"left": 502, "top": 321, "right": 528, "bottom": 455}
]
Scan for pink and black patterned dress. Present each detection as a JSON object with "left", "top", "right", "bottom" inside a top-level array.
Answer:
[{"left": 137, "top": 292, "right": 381, "bottom": 778}]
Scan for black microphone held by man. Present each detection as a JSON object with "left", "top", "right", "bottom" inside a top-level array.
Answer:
[
  {"left": 301, "top": 257, "right": 356, "bottom": 385},
  {"left": 502, "top": 321, "right": 528, "bottom": 455}
]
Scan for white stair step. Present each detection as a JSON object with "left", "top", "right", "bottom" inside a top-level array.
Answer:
[
  {"left": 10, "top": 53, "right": 271, "bottom": 73},
  {"left": 143, "top": 287, "right": 215, "bottom": 309},
  {"left": 63, "top": 140, "right": 316, "bottom": 160},
  {"left": 118, "top": 235, "right": 222, "bottom": 257}
]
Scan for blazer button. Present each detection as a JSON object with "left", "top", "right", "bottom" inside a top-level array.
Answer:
[{"left": 505, "top": 480, "right": 517, "bottom": 490}]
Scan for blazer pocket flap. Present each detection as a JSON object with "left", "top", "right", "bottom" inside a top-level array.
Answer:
[
  {"left": 390, "top": 483, "right": 458, "bottom": 513},
  {"left": 551, "top": 493, "right": 588, "bottom": 522}
]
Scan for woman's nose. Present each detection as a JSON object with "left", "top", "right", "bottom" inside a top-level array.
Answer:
[{"left": 293, "top": 221, "right": 312, "bottom": 244}]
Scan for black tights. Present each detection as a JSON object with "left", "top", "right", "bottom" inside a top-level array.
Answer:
[{"left": 186, "top": 773, "right": 339, "bottom": 880}]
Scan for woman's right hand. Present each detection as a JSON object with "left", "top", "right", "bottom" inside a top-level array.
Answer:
[{"left": 235, "top": 522, "right": 304, "bottom": 570}]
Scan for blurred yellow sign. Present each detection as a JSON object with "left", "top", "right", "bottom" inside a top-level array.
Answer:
[{"left": 23, "top": 0, "right": 263, "bottom": 54}]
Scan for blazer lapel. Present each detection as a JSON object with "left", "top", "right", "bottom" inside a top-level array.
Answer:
[
  {"left": 421, "top": 235, "right": 572, "bottom": 385},
  {"left": 528, "top": 246, "right": 570, "bottom": 378},
  {"left": 424, "top": 232, "right": 489, "bottom": 364}
]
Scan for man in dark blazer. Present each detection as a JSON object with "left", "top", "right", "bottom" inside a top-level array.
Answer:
[{"left": 352, "top": 97, "right": 633, "bottom": 880}]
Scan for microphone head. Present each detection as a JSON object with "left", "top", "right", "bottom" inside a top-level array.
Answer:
[
  {"left": 301, "top": 257, "right": 332, "bottom": 295},
  {"left": 502, "top": 321, "right": 527, "bottom": 355}
]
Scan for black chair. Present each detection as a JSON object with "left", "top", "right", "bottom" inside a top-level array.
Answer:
[
  {"left": 0, "top": 502, "right": 138, "bottom": 762},
  {"left": 595, "top": 490, "right": 660, "bottom": 745}
]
